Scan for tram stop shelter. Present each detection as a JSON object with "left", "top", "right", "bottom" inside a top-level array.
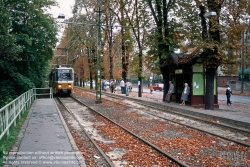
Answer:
[{"left": 162, "top": 53, "right": 219, "bottom": 108}]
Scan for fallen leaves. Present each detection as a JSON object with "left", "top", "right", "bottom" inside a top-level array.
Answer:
[{"left": 72, "top": 88, "right": 250, "bottom": 166}]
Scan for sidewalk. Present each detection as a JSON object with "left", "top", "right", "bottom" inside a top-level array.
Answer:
[{"left": 5, "top": 99, "right": 86, "bottom": 167}]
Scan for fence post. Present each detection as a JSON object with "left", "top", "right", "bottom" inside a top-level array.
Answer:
[
  {"left": 34, "top": 88, "right": 37, "bottom": 100},
  {"left": 6, "top": 108, "right": 9, "bottom": 137},
  {"left": 28, "top": 89, "right": 31, "bottom": 108},
  {"left": 22, "top": 94, "right": 25, "bottom": 114},
  {"left": 0, "top": 114, "right": 3, "bottom": 134},
  {"left": 13, "top": 102, "right": 16, "bottom": 127},
  {"left": 18, "top": 96, "right": 21, "bottom": 119},
  {"left": 25, "top": 92, "right": 27, "bottom": 111}
]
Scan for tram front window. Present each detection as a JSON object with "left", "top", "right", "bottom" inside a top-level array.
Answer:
[{"left": 58, "top": 69, "right": 73, "bottom": 81}]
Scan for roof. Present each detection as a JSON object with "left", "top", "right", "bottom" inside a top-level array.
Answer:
[{"left": 162, "top": 53, "right": 199, "bottom": 67}]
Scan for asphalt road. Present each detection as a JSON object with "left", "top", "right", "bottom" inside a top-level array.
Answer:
[
  {"left": 132, "top": 87, "right": 250, "bottom": 105},
  {"left": 218, "top": 94, "right": 250, "bottom": 105}
]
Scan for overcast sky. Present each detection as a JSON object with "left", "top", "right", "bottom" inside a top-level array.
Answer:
[{"left": 48, "top": 0, "right": 75, "bottom": 46}]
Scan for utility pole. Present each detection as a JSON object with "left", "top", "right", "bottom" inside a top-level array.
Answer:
[{"left": 95, "top": 2, "right": 102, "bottom": 103}]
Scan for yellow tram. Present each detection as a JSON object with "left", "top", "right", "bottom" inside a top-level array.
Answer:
[{"left": 49, "top": 66, "right": 74, "bottom": 95}]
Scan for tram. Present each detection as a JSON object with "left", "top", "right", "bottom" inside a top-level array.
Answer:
[{"left": 49, "top": 66, "right": 74, "bottom": 95}]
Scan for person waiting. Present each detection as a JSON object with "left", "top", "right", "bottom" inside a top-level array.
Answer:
[{"left": 180, "top": 83, "right": 190, "bottom": 105}]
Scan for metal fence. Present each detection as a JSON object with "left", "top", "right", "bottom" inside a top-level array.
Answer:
[{"left": 0, "top": 88, "right": 52, "bottom": 140}]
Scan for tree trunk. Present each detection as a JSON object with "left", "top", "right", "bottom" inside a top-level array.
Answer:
[
  {"left": 90, "top": 71, "right": 93, "bottom": 89},
  {"left": 199, "top": 1, "right": 221, "bottom": 110},
  {"left": 108, "top": 25, "right": 114, "bottom": 80},
  {"left": 161, "top": 66, "right": 169, "bottom": 101},
  {"left": 138, "top": 49, "right": 143, "bottom": 97},
  {"left": 109, "top": 44, "right": 113, "bottom": 80},
  {"left": 80, "top": 79, "right": 82, "bottom": 87},
  {"left": 120, "top": 0, "right": 126, "bottom": 82},
  {"left": 205, "top": 68, "right": 215, "bottom": 110}
]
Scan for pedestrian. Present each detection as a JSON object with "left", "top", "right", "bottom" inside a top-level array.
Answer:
[
  {"left": 127, "top": 81, "right": 132, "bottom": 92},
  {"left": 112, "top": 79, "right": 116, "bottom": 93},
  {"left": 120, "top": 79, "right": 125, "bottom": 94},
  {"left": 125, "top": 80, "right": 129, "bottom": 96},
  {"left": 101, "top": 79, "right": 105, "bottom": 91},
  {"left": 149, "top": 84, "right": 153, "bottom": 94},
  {"left": 165, "top": 81, "right": 175, "bottom": 103},
  {"left": 110, "top": 79, "right": 115, "bottom": 93},
  {"left": 180, "top": 83, "right": 190, "bottom": 105},
  {"left": 226, "top": 84, "right": 233, "bottom": 105}
]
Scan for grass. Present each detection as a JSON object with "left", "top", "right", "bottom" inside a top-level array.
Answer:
[{"left": 0, "top": 109, "right": 29, "bottom": 167}]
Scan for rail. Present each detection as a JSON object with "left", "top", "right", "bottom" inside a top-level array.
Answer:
[{"left": 0, "top": 87, "right": 53, "bottom": 140}]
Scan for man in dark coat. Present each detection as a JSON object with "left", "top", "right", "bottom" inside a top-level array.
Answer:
[{"left": 226, "top": 85, "right": 233, "bottom": 105}]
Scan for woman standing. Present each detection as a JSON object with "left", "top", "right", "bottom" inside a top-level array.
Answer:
[
  {"left": 180, "top": 83, "right": 190, "bottom": 105},
  {"left": 149, "top": 84, "right": 153, "bottom": 94}
]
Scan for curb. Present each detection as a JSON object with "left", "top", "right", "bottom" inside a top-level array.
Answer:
[{"left": 54, "top": 99, "right": 87, "bottom": 167}]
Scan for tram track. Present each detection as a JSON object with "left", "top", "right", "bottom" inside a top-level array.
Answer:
[
  {"left": 56, "top": 96, "right": 184, "bottom": 166},
  {"left": 76, "top": 88, "right": 250, "bottom": 147},
  {"left": 80, "top": 87, "right": 250, "bottom": 147},
  {"left": 101, "top": 91, "right": 250, "bottom": 147},
  {"left": 55, "top": 97, "right": 115, "bottom": 167},
  {"left": 103, "top": 92, "right": 249, "bottom": 128},
  {"left": 72, "top": 88, "right": 250, "bottom": 166}
]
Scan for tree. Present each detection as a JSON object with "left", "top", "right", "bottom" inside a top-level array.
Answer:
[
  {"left": 0, "top": 0, "right": 58, "bottom": 107},
  {"left": 123, "top": 0, "right": 151, "bottom": 97},
  {"left": 177, "top": 0, "right": 250, "bottom": 109},
  {"left": 145, "top": 0, "right": 179, "bottom": 101},
  {"left": 102, "top": 1, "right": 118, "bottom": 80}
]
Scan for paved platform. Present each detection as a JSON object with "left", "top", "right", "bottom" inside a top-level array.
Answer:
[
  {"left": 128, "top": 91, "right": 250, "bottom": 128},
  {"left": 4, "top": 99, "right": 86, "bottom": 167},
  {"left": 161, "top": 101, "right": 250, "bottom": 128}
]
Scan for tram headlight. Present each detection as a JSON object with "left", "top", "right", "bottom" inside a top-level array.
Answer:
[
  {"left": 58, "top": 85, "right": 62, "bottom": 88},
  {"left": 68, "top": 84, "right": 71, "bottom": 88}
]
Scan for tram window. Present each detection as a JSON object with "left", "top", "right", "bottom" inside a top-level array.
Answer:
[{"left": 58, "top": 69, "right": 73, "bottom": 81}]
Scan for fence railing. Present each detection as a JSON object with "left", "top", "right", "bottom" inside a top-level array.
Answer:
[{"left": 0, "top": 88, "right": 53, "bottom": 140}]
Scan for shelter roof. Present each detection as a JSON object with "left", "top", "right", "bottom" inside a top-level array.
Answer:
[{"left": 162, "top": 53, "right": 200, "bottom": 67}]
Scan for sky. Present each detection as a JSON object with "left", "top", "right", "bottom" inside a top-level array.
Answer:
[
  {"left": 49, "top": 0, "right": 75, "bottom": 19},
  {"left": 48, "top": 0, "right": 75, "bottom": 46}
]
